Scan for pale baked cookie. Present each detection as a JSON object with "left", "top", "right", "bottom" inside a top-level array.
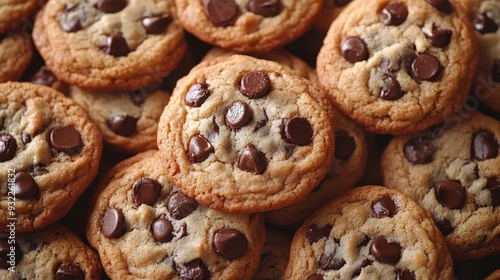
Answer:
[
  {"left": 0, "top": 33, "right": 33, "bottom": 83},
  {"left": 87, "top": 150, "right": 266, "bottom": 280},
  {"left": 0, "top": 224, "right": 102, "bottom": 279},
  {"left": 32, "top": 0, "right": 187, "bottom": 90},
  {"left": 381, "top": 112, "right": 500, "bottom": 259},
  {"left": 317, "top": 0, "right": 479, "bottom": 134},
  {"left": 0, "top": 0, "right": 39, "bottom": 33},
  {"left": 175, "top": 0, "right": 323, "bottom": 52},
  {"left": 0, "top": 82, "right": 102, "bottom": 232},
  {"left": 69, "top": 85, "right": 170, "bottom": 154},
  {"left": 253, "top": 228, "right": 291, "bottom": 280},
  {"left": 285, "top": 186, "right": 453, "bottom": 280},
  {"left": 157, "top": 55, "right": 335, "bottom": 213}
]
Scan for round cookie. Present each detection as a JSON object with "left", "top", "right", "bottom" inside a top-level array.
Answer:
[
  {"left": 0, "top": 224, "right": 102, "bottom": 279},
  {"left": 265, "top": 110, "right": 367, "bottom": 226},
  {"left": 0, "top": 82, "right": 103, "bottom": 232},
  {"left": 32, "top": 0, "right": 187, "bottom": 90},
  {"left": 253, "top": 228, "right": 291, "bottom": 280},
  {"left": 157, "top": 54, "right": 335, "bottom": 213},
  {"left": 0, "top": 33, "right": 33, "bottom": 83},
  {"left": 285, "top": 186, "right": 454, "bottom": 279},
  {"left": 381, "top": 112, "right": 500, "bottom": 259},
  {"left": 0, "top": 0, "right": 39, "bottom": 33},
  {"left": 175, "top": 0, "right": 323, "bottom": 52},
  {"left": 68, "top": 85, "right": 170, "bottom": 154},
  {"left": 317, "top": 0, "right": 479, "bottom": 134},
  {"left": 86, "top": 150, "right": 266, "bottom": 280}
]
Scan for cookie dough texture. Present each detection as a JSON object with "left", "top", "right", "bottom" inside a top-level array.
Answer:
[
  {"left": 317, "top": 0, "right": 479, "bottom": 134},
  {"left": 285, "top": 186, "right": 453, "bottom": 280},
  {"left": 0, "top": 82, "right": 103, "bottom": 232},
  {"left": 0, "top": 0, "right": 39, "bottom": 33},
  {"left": 0, "top": 33, "right": 33, "bottom": 83},
  {"left": 157, "top": 55, "right": 335, "bottom": 213}
]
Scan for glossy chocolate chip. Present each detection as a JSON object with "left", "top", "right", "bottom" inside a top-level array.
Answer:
[
  {"left": 185, "top": 83, "right": 211, "bottom": 107},
  {"left": 306, "top": 224, "right": 332, "bottom": 244},
  {"left": 471, "top": 130, "right": 498, "bottom": 161},
  {"left": 132, "top": 177, "right": 161, "bottom": 206},
  {"left": 179, "top": 259, "right": 210, "bottom": 280},
  {"left": 240, "top": 71, "right": 271, "bottom": 99},
  {"left": 492, "top": 60, "right": 500, "bottom": 83},
  {"left": 97, "top": 0, "right": 127, "bottom": 13},
  {"left": 248, "top": 0, "right": 280, "bottom": 17},
  {"left": 225, "top": 101, "right": 253, "bottom": 129},
  {"left": 396, "top": 269, "right": 415, "bottom": 280},
  {"left": 60, "top": 6, "right": 82, "bottom": 32},
  {"left": 411, "top": 54, "right": 441, "bottom": 81},
  {"left": 31, "top": 66, "right": 58, "bottom": 86},
  {"left": 434, "top": 216, "right": 454, "bottom": 236},
  {"left": 203, "top": 0, "right": 238, "bottom": 27},
  {"left": 424, "top": 28, "right": 452, "bottom": 48},
  {"left": 0, "top": 238, "right": 22, "bottom": 269},
  {"left": 238, "top": 144, "right": 267, "bottom": 174},
  {"left": 0, "top": 134, "right": 17, "bottom": 162},
  {"left": 334, "top": 130, "right": 356, "bottom": 160},
  {"left": 101, "top": 208, "right": 125, "bottom": 238},
  {"left": 129, "top": 90, "right": 147, "bottom": 105},
  {"left": 380, "top": 2, "right": 408, "bottom": 26},
  {"left": 49, "top": 126, "right": 83, "bottom": 155},
  {"left": 373, "top": 196, "right": 397, "bottom": 218},
  {"left": 472, "top": 13, "right": 499, "bottom": 34},
  {"left": 22, "top": 132, "right": 32, "bottom": 145},
  {"left": 142, "top": 14, "right": 171, "bottom": 34},
  {"left": 486, "top": 177, "right": 500, "bottom": 207},
  {"left": 380, "top": 75, "right": 405, "bottom": 100},
  {"left": 213, "top": 228, "right": 248, "bottom": 259},
  {"left": 54, "top": 263, "right": 84, "bottom": 280},
  {"left": 151, "top": 216, "right": 174, "bottom": 243},
  {"left": 369, "top": 237, "right": 401, "bottom": 264},
  {"left": 308, "top": 275, "right": 324, "bottom": 280},
  {"left": 404, "top": 137, "right": 435, "bottom": 164},
  {"left": 435, "top": 180, "right": 466, "bottom": 209},
  {"left": 102, "top": 33, "right": 130, "bottom": 57},
  {"left": 107, "top": 114, "right": 138, "bottom": 136},
  {"left": 282, "top": 117, "right": 313, "bottom": 146},
  {"left": 352, "top": 259, "right": 372, "bottom": 278},
  {"left": 341, "top": 36, "right": 369, "bottom": 63},
  {"left": 425, "top": 0, "right": 452, "bottom": 14},
  {"left": 187, "top": 135, "right": 214, "bottom": 163},
  {"left": 168, "top": 192, "right": 199, "bottom": 220},
  {"left": 319, "top": 254, "right": 345, "bottom": 270},
  {"left": 13, "top": 172, "right": 39, "bottom": 199}
]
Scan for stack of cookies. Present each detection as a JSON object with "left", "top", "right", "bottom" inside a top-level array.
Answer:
[{"left": 0, "top": 0, "right": 499, "bottom": 279}]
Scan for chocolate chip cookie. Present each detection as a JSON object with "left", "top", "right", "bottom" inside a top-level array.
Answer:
[
  {"left": 381, "top": 112, "right": 500, "bottom": 259},
  {"left": 0, "top": 0, "right": 39, "bottom": 33},
  {"left": 0, "top": 224, "right": 102, "bottom": 279},
  {"left": 285, "top": 186, "right": 454, "bottom": 279},
  {"left": 0, "top": 33, "right": 33, "bottom": 83},
  {"left": 0, "top": 82, "right": 102, "bottom": 232},
  {"left": 157, "top": 55, "right": 335, "bottom": 213},
  {"left": 253, "top": 228, "right": 291, "bottom": 280},
  {"left": 87, "top": 150, "right": 266, "bottom": 280},
  {"left": 317, "top": 0, "right": 479, "bottom": 134},
  {"left": 32, "top": 0, "right": 187, "bottom": 90}
]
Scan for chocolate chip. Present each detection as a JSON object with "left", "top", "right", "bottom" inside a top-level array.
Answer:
[
  {"left": 308, "top": 275, "right": 324, "bottom": 280},
  {"left": 49, "top": 126, "right": 83, "bottom": 155},
  {"left": 203, "top": 0, "right": 238, "bottom": 27},
  {"left": 472, "top": 13, "right": 499, "bottom": 34},
  {"left": 13, "top": 172, "right": 39, "bottom": 199},
  {"left": 380, "top": 75, "right": 405, "bottom": 100},
  {"left": 225, "top": 101, "right": 253, "bottom": 129},
  {"left": 0, "top": 238, "right": 22, "bottom": 269},
  {"left": 168, "top": 192, "right": 199, "bottom": 220},
  {"left": 31, "top": 66, "right": 58, "bottom": 86},
  {"left": 411, "top": 54, "right": 442, "bottom": 81},
  {"left": 332, "top": 131, "right": 355, "bottom": 161},
  {"left": 282, "top": 117, "right": 313, "bottom": 146},
  {"left": 22, "top": 132, "right": 32, "bottom": 145},
  {"left": 433, "top": 216, "right": 454, "bottom": 236},
  {"left": 424, "top": 28, "right": 452, "bottom": 48},
  {"left": 380, "top": 2, "right": 408, "bottom": 26},
  {"left": 32, "top": 165, "right": 49, "bottom": 177},
  {"left": 54, "top": 263, "right": 84, "bottom": 280},
  {"left": 97, "top": 0, "right": 127, "bottom": 13},
  {"left": 185, "top": 83, "right": 211, "bottom": 107},
  {"left": 129, "top": 90, "right": 147, "bottom": 105},
  {"left": 102, "top": 33, "right": 130, "bottom": 57},
  {"left": 369, "top": 237, "right": 401, "bottom": 264},
  {"left": 132, "top": 177, "right": 161, "bottom": 207},
  {"left": 435, "top": 180, "right": 466, "bottom": 209},
  {"left": 471, "top": 130, "right": 498, "bottom": 161},
  {"left": 352, "top": 259, "right": 372, "bottom": 278},
  {"left": 425, "top": 0, "right": 452, "bottom": 14},
  {"left": 213, "top": 228, "right": 248, "bottom": 259},
  {"left": 238, "top": 144, "right": 267, "bottom": 174},
  {"left": 187, "top": 135, "right": 214, "bottom": 163},
  {"left": 101, "top": 208, "right": 125, "bottom": 238},
  {"left": 404, "top": 137, "right": 435, "bottom": 164},
  {"left": 60, "top": 6, "right": 82, "bottom": 32},
  {"left": 396, "top": 269, "right": 415, "bottom": 280},
  {"left": 240, "top": 71, "right": 271, "bottom": 99},
  {"left": 248, "top": 0, "right": 280, "bottom": 17},
  {"left": 175, "top": 223, "right": 188, "bottom": 240},
  {"left": 151, "top": 215, "right": 173, "bottom": 243},
  {"left": 319, "top": 254, "right": 345, "bottom": 270},
  {"left": 486, "top": 177, "right": 500, "bottom": 207},
  {"left": 179, "top": 259, "right": 210, "bottom": 280},
  {"left": 341, "top": 36, "right": 369, "bottom": 63},
  {"left": 381, "top": 57, "right": 401, "bottom": 73},
  {"left": 373, "top": 196, "right": 397, "bottom": 218},
  {"left": 492, "top": 60, "right": 500, "bottom": 83},
  {"left": 212, "top": 116, "right": 220, "bottom": 134},
  {"left": 0, "top": 134, "right": 17, "bottom": 162},
  {"left": 107, "top": 114, "right": 138, "bottom": 136},
  {"left": 306, "top": 224, "right": 332, "bottom": 244},
  {"left": 142, "top": 14, "right": 172, "bottom": 34}
]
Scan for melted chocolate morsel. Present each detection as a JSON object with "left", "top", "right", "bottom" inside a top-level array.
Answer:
[
  {"left": 404, "top": 137, "right": 435, "bottom": 164},
  {"left": 240, "top": 71, "right": 271, "bottom": 99},
  {"left": 341, "top": 36, "right": 368, "bottom": 63},
  {"left": 213, "top": 228, "right": 248, "bottom": 259},
  {"left": 203, "top": 0, "right": 238, "bottom": 27},
  {"left": 168, "top": 192, "right": 199, "bottom": 220},
  {"left": 187, "top": 135, "right": 214, "bottom": 163},
  {"left": 306, "top": 224, "right": 332, "bottom": 243},
  {"left": 101, "top": 208, "right": 125, "bottom": 238},
  {"left": 54, "top": 263, "right": 85, "bottom": 280},
  {"left": 248, "top": 0, "right": 281, "bottom": 17},
  {"left": 380, "top": 2, "right": 408, "bottom": 26}
]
